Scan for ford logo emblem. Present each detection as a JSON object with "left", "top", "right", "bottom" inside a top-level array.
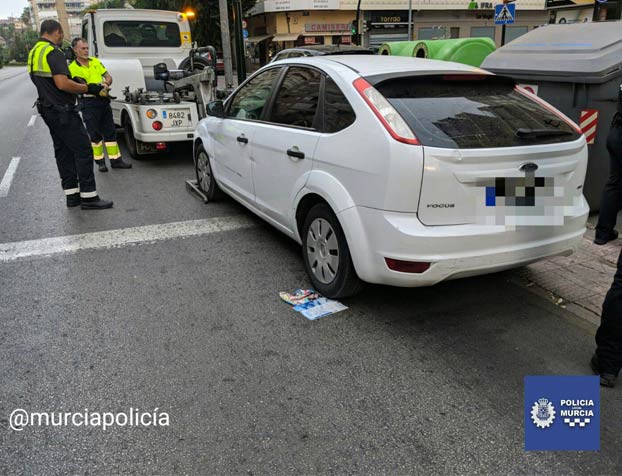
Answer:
[{"left": 520, "top": 162, "right": 539, "bottom": 172}]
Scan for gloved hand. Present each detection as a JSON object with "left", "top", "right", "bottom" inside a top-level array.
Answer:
[{"left": 86, "top": 83, "right": 104, "bottom": 96}]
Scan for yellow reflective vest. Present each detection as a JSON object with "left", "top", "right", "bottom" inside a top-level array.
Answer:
[
  {"left": 27, "top": 40, "right": 56, "bottom": 77},
  {"left": 68, "top": 57, "right": 107, "bottom": 84}
]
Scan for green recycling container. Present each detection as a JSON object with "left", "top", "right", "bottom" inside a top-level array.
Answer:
[{"left": 412, "top": 38, "right": 496, "bottom": 67}]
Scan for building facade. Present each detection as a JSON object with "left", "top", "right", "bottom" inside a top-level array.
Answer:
[
  {"left": 29, "top": 1, "right": 98, "bottom": 37},
  {"left": 246, "top": 0, "right": 550, "bottom": 63}
]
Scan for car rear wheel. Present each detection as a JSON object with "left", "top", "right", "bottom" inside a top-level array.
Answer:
[
  {"left": 302, "top": 204, "right": 363, "bottom": 298},
  {"left": 195, "top": 143, "right": 224, "bottom": 201}
]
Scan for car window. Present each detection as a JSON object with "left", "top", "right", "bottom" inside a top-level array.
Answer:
[
  {"left": 268, "top": 67, "right": 321, "bottom": 128},
  {"left": 375, "top": 75, "right": 581, "bottom": 148},
  {"left": 323, "top": 77, "right": 355, "bottom": 133},
  {"left": 103, "top": 21, "right": 181, "bottom": 47},
  {"left": 226, "top": 68, "right": 282, "bottom": 120}
]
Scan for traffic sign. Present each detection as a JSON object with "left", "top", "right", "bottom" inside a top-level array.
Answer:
[
  {"left": 242, "top": 19, "right": 247, "bottom": 28},
  {"left": 243, "top": 29, "right": 249, "bottom": 39},
  {"left": 494, "top": 3, "right": 515, "bottom": 25}
]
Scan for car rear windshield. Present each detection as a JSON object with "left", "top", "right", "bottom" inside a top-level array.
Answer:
[{"left": 373, "top": 75, "right": 580, "bottom": 149}]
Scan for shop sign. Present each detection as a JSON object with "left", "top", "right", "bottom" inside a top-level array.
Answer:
[
  {"left": 264, "top": 0, "right": 339, "bottom": 12},
  {"left": 370, "top": 12, "right": 409, "bottom": 23},
  {"left": 305, "top": 23, "right": 350, "bottom": 32},
  {"left": 545, "top": 0, "right": 595, "bottom": 8}
]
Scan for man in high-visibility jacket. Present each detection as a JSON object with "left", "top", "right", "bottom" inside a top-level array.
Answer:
[
  {"left": 69, "top": 37, "right": 131, "bottom": 172},
  {"left": 28, "top": 19, "right": 112, "bottom": 209}
]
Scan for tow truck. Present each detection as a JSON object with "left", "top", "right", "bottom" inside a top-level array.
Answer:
[{"left": 79, "top": 8, "right": 220, "bottom": 158}]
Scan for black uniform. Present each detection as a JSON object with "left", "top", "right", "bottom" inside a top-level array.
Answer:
[{"left": 28, "top": 38, "right": 100, "bottom": 205}]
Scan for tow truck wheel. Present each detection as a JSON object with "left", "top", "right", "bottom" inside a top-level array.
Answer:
[
  {"left": 122, "top": 113, "right": 139, "bottom": 160},
  {"left": 195, "top": 143, "right": 224, "bottom": 201}
]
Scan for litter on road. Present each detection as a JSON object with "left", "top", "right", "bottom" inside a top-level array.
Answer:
[{"left": 279, "top": 289, "right": 348, "bottom": 320}]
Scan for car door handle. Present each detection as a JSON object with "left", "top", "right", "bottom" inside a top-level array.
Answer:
[
  {"left": 237, "top": 135, "right": 248, "bottom": 144},
  {"left": 287, "top": 149, "right": 305, "bottom": 159}
]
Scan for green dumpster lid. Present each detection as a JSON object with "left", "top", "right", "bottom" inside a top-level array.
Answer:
[{"left": 481, "top": 21, "right": 622, "bottom": 83}]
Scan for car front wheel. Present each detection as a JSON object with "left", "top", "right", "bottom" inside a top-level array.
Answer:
[
  {"left": 302, "top": 203, "right": 363, "bottom": 299},
  {"left": 195, "top": 143, "right": 224, "bottom": 201}
]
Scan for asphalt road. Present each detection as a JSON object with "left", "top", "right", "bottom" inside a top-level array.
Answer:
[{"left": 1, "top": 67, "right": 621, "bottom": 475}]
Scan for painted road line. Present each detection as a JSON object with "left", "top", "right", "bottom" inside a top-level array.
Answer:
[
  {"left": 27, "top": 115, "right": 37, "bottom": 127},
  {"left": 0, "top": 215, "right": 256, "bottom": 262},
  {"left": 0, "top": 157, "right": 21, "bottom": 198}
]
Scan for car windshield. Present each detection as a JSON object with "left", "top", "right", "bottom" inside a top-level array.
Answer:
[
  {"left": 374, "top": 75, "right": 580, "bottom": 149},
  {"left": 103, "top": 21, "right": 182, "bottom": 48}
]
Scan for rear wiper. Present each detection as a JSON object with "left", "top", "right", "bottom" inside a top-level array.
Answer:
[{"left": 515, "top": 128, "right": 574, "bottom": 139}]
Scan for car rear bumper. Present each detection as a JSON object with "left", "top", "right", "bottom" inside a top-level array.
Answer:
[
  {"left": 133, "top": 130, "right": 194, "bottom": 142},
  {"left": 338, "top": 197, "right": 589, "bottom": 287}
]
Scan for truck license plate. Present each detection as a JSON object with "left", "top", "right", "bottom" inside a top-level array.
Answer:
[{"left": 162, "top": 109, "right": 190, "bottom": 128}]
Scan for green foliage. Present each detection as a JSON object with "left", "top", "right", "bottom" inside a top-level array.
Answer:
[
  {"left": 130, "top": 0, "right": 256, "bottom": 50},
  {"left": 0, "top": 24, "right": 39, "bottom": 63},
  {"left": 82, "top": 0, "right": 127, "bottom": 13}
]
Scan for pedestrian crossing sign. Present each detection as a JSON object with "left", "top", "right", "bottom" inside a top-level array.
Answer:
[{"left": 494, "top": 3, "right": 516, "bottom": 25}]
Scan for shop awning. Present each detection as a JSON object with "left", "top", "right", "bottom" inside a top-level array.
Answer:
[
  {"left": 272, "top": 34, "right": 301, "bottom": 42},
  {"left": 246, "top": 35, "right": 273, "bottom": 43}
]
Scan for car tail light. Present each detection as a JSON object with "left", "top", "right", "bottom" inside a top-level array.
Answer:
[
  {"left": 515, "top": 86, "right": 582, "bottom": 134},
  {"left": 152, "top": 121, "right": 163, "bottom": 131},
  {"left": 155, "top": 142, "right": 167, "bottom": 150},
  {"left": 146, "top": 109, "right": 157, "bottom": 119},
  {"left": 353, "top": 78, "right": 419, "bottom": 145},
  {"left": 385, "top": 258, "right": 430, "bottom": 274}
]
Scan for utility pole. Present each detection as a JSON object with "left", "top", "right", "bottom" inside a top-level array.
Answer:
[
  {"left": 408, "top": 0, "right": 412, "bottom": 41},
  {"left": 54, "top": 0, "right": 71, "bottom": 39},
  {"left": 218, "top": 0, "right": 234, "bottom": 89}
]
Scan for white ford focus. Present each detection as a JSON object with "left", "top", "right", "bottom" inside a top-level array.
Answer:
[{"left": 194, "top": 55, "right": 588, "bottom": 298}]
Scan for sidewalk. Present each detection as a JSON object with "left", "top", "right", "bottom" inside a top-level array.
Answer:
[{"left": 509, "top": 215, "right": 620, "bottom": 326}]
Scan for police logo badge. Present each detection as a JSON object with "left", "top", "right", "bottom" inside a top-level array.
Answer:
[{"left": 531, "top": 398, "right": 556, "bottom": 428}]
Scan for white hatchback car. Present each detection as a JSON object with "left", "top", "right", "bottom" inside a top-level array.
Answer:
[{"left": 194, "top": 56, "right": 589, "bottom": 298}]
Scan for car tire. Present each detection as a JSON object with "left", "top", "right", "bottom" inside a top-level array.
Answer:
[
  {"left": 302, "top": 203, "right": 363, "bottom": 299},
  {"left": 194, "top": 142, "right": 225, "bottom": 201},
  {"left": 179, "top": 55, "right": 210, "bottom": 74},
  {"left": 122, "top": 113, "right": 139, "bottom": 160}
]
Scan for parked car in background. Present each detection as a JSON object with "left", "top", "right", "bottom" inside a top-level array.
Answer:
[
  {"left": 271, "top": 45, "right": 374, "bottom": 63},
  {"left": 194, "top": 56, "right": 589, "bottom": 298}
]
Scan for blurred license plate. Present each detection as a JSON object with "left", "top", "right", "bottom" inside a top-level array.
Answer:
[{"left": 162, "top": 109, "right": 190, "bottom": 128}]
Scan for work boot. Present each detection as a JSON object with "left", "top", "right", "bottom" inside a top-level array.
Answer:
[
  {"left": 66, "top": 193, "right": 81, "bottom": 208},
  {"left": 96, "top": 160, "right": 108, "bottom": 172},
  {"left": 81, "top": 196, "right": 113, "bottom": 210},
  {"left": 590, "top": 354, "right": 617, "bottom": 388},
  {"left": 110, "top": 158, "right": 132, "bottom": 169},
  {"left": 594, "top": 230, "right": 618, "bottom": 245}
]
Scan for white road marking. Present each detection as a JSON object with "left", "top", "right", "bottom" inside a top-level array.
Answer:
[
  {"left": 0, "top": 157, "right": 20, "bottom": 198},
  {"left": 27, "top": 115, "right": 37, "bottom": 127},
  {"left": 0, "top": 215, "right": 256, "bottom": 262}
]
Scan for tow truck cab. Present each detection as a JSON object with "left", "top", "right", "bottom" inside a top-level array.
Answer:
[{"left": 80, "top": 9, "right": 199, "bottom": 156}]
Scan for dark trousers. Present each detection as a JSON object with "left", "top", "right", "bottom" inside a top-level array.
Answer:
[
  {"left": 40, "top": 107, "right": 96, "bottom": 194},
  {"left": 595, "top": 124, "right": 622, "bottom": 234},
  {"left": 596, "top": 247, "right": 622, "bottom": 376},
  {"left": 81, "top": 104, "right": 117, "bottom": 143}
]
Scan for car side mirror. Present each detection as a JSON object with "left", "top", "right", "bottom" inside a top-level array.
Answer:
[{"left": 207, "top": 100, "right": 225, "bottom": 118}]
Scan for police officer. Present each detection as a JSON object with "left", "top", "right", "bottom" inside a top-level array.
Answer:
[
  {"left": 28, "top": 19, "right": 112, "bottom": 209},
  {"left": 69, "top": 37, "right": 131, "bottom": 172},
  {"left": 594, "top": 85, "right": 622, "bottom": 245},
  {"left": 592, "top": 89, "right": 622, "bottom": 388}
]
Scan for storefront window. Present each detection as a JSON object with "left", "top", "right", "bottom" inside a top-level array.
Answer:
[
  {"left": 505, "top": 26, "right": 528, "bottom": 44},
  {"left": 470, "top": 26, "right": 495, "bottom": 41}
]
